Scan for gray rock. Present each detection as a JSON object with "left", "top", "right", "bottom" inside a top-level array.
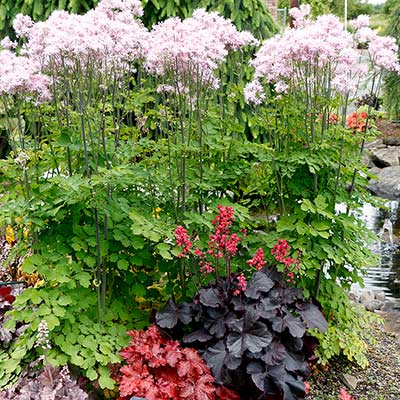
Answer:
[
  {"left": 340, "top": 373, "right": 359, "bottom": 390},
  {"left": 349, "top": 291, "right": 361, "bottom": 303},
  {"left": 368, "top": 166, "right": 400, "bottom": 200},
  {"left": 375, "top": 291, "right": 386, "bottom": 302},
  {"left": 383, "top": 136, "right": 400, "bottom": 146},
  {"left": 364, "top": 138, "right": 384, "bottom": 150},
  {"left": 370, "top": 147, "right": 400, "bottom": 167},
  {"left": 360, "top": 290, "right": 375, "bottom": 304},
  {"left": 364, "top": 299, "right": 385, "bottom": 311}
]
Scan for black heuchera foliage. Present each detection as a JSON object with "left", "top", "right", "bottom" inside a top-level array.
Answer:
[{"left": 155, "top": 268, "right": 327, "bottom": 400}]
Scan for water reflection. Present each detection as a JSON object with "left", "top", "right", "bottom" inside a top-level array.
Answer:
[{"left": 360, "top": 201, "right": 400, "bottom": 309}]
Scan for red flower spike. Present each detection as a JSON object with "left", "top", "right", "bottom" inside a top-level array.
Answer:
[
  {"left": 208, "top": 205, "right": 241, "bottom": 257},
  {"left": 247, "top": 248, "right": 266, "bottom": 270},
  {"left": 174, "top": 225, "right": 193, "bottom": 258}
]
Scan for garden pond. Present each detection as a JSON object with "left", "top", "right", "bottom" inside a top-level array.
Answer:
[{"left": 358, "top": 200, "right": 400, "bottom": 309}]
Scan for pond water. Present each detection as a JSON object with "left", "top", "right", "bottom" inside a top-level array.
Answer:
[{"left": 358, "top": 201, "right": 400, "bottom": 309}]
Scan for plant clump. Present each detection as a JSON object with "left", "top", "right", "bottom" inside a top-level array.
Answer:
[
  {"left": 115, "top": 324, "right": 239, "bottom": 400},
  {"left": 155, "top": 206, "right": 327, "bottom": 400},
  {"left": 156, "top": 268, "right": 327, "bottom": 400}
]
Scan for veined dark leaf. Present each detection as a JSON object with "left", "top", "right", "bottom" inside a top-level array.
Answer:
[
  {"left": 155, "top": 299, "right": 195, "bottom": 329},
  {"left": 297, "top": 299, "right": 328, "bottom": 332},
  {"left": 285, "top": 352, "right": 309, "bottom": 376},
  {"left": 227, "top": 321, "right": 272, "bottom": 357},
  {"left": 204, "top": 308, "right": 227, "bottom": 338},
  {"left": 262, "top": 341, "right": 287, "bottom": 366},
  {"left": 183, "top": 330, "right": 212, "bottom": 343},
  {"left": 271, "top": 314, "right": 306, "bottom": 338},
  {"left": 203, "top": 342, "right": 241, "bottom": 384},
  {"left": 199, "top": 287, "right": 224, "bottom": 308},
  {"left": 245, "top": 270, "right": 274, "bottom": 299},
  {"left": 282, "top": 373, "right": 308, "bottom": 400},
  {"left": 256, "top": 297, "right": 280, "bottom": 319}
]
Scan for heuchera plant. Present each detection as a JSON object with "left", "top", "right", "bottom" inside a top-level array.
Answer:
[
  {"left": 156, "top": 206, "right": 327, "bottom": 400},
  {"left": 115, "top": 324, "right": 239, "bottom": 400}
]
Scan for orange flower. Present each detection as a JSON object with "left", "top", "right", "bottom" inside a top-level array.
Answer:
[{"left": 346, "top": 112, "right": 368, "bottom": 133}]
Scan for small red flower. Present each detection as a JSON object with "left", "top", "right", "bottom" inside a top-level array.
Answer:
[
  {"left": 247, "top": 248, "right": 266, "bottom": 270},
  {"left": 233, "top": 273, "right": 247, "bottom": 296},
  {"left": 174, "top": 226, "right": 193, "bottom": 258}
]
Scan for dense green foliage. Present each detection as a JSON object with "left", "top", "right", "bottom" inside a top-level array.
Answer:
[
  {"left": 0, "top": 0, "right": 97, "bottom": 37},
  {"left": 142, "top": 0, "right": 278, "bottom": 39},
  {"left": 383, "top": 3, "right": 400, "bottom": 119},
  {"left": 278, "top": 0, "right": 377, "bottom": 18}
]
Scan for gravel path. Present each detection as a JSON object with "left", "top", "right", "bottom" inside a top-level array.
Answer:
[{"left": 307, "top": 313, "right": 400, "bottom": 400}]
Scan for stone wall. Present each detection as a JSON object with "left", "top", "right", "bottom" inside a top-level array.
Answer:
[{"left": 266, "top": 0, "right": 278, "bottom": 19}]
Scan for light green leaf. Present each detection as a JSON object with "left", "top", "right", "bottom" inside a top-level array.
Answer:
[{"left": 117, "top": 259, "right": 129, "bottom": 270}]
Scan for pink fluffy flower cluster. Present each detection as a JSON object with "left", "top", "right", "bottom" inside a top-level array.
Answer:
[
  {"left": 351, "top": 15, "right": 400, "bottom": 73},
  {"left": 0, "top": 0, "right": 256, "bottom": 99},
  {"left": 244, "top": 5, "right": 399, "bottom": 105},
  {"left": 145, "top": 9, "right": 257, "bottom": 89},
  {"left": 16, "top": 0, "right": 148, "bottom": 68},
  {"left": 0, "top": 50, "right": 50, "bottom": 101}
]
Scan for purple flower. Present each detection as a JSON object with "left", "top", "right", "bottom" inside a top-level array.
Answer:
[
  {"left": 13, "top": 13, "right": 34, "bottom": 38},
  {"left": 0, "top": 50, "right": 51, "bottom": 100},
  {"left": 145, "top": 9, "right": 257, "bottom": 90}
]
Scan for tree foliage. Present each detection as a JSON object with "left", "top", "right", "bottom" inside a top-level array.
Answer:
[{"left": 383, "top": 2, "right": 400, "bottom": 119}]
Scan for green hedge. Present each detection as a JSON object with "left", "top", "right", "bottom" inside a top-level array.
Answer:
[{"left": 383, "top": 3, "right": 400, "bottom": 119}]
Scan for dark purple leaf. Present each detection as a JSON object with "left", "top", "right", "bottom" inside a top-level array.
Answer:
[
  {"left": 245, "top": 271, "right": 274, "bottom": 299},
  {"left": 286, "top": 314, "right": 306, "bottom": 338},
  {"left": 247, "top": 361, "right": 266, "bottom": 391},
  {"left": 156, "top": 299, "right": 178, "bottom": 328},
  {"left": 266, "top": 364, "right": 287, "bottom": 392},
  {"left": 285, "top": 352, "right": 308, "bottom": 374},
  {"left": 271, "top": 314, "right": 305, "bottom": 337},
  {"left": 271, "top": 316, "right": 285, "bottom": 333},
  {"left": 227, "top": 322, "right": 272, "bottom": 357},
  {"left": 204, "top": 309, "right": 227, "bottom": 338},
  {"left": 287, "top": 337, "right": 304, "bottom": 353},
  {"left": 155, "top": 299, "right": 194, "bottom": 329},
  {"left": 247, "top": 360, "right": 265, "bottom": 374},
  {"left": 246, "top": 361, "right": 266, "bottom": 392},
  {"left": 179, "top": 302, "right": 195, "bottom": 324},
  {"left": 203, "top": 342, "right": 241, "bottom": 384},
  {"left": 225, "top": 314, "right": 244, "bottom": 333},
  {"left": 256, "top": 297, "right": 280, "bottom": 319},
  {"left": 231, "top": 296, "right": 247, "bottom": 311},
  {"left": 297, "top": 299, "right": 328, "bottom": 332},
  {"left": 183, "top": 330, "right": 212, "bottom": 343},
  {"left": 199, "top": 288, "right": 223, "bottom": 308},
  {"left": 251, "top": 372, "right": 266, "bottom": 391},
  {"left": 282, "top": 373, "right": 307, "bottom": 400},
  {"left": 279, "top": 287, "right": 304, "bottom": 304},
  {"left": 262, "top": 341, "right": 287, "bottom": 366}
]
